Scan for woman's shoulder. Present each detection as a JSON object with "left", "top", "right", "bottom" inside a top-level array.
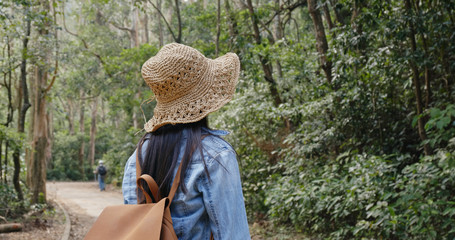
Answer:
[{"left": 201, "top": 128, "right": 235, "bottom": 162}]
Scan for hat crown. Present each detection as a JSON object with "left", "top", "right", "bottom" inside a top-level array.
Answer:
[
  {"left": 141, "top": 43, "right": 208, "bottom": 103},
  {"left": 141, "top": 43, "right": 240, "bottom": 132}
]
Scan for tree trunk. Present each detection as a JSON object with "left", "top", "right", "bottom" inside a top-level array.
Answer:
[
  {"left": 27, "top": 0, "right": 55, "bottom": 204},
  {"left": 246, "top": 0, "right": 282, "bottom": 106},
  {"left": 14, "top": 7, "right": 31, "bottom": 201},
  {"left": 28, "top": 65, "right": 50, "bottom": 204},
  {"left": 224, "top": 0, "right": 238, "bottom": 51},
  {"left": 414, "top": 2, "right": 432, "bottom": 108},
  {"left": 274, "top": 0, "right": 283, "bottom": 78},
  {"left": 88, "top": 97, "right": 98, "bottom": 167},
  {"left": 46, "top": 103, "right": 54, "bottom": 166},
  {"left": 143, "top": 10, "right": 149, "bottom": 44},
  {"left": 5, "top": 37, "right": 14, "bottom": 126},
  {"left": 350, "top": 0, "right": 365, "bottom": 51},
  {"left": 174, "top": 0, "right": 182, "bottom": 43},
  {"left": 78, "top": 90, "right": 86, "bottom": 179},
  {"left": 215, "top": 0, "right": 221, "bottom": 57},
  {"left": 323, "top": 2, "right": 334, "bottom": 31},
  {"left": 101, "top": 100, "right": 106, "bottom": 124},
  {"left": 68, "top": 99, "right": 75, "bottom": 135},
  {"left": 3, "top": 38, "right": 14, "bottom": 187},
  {"left": 421, "top": 34, "right": 432, "bottom": 108},
  {"left": 4, "top": 142, "right": 9, "bottom": 183},
  {"left": 131, "top": 7, "right": 139, "bottom": 48},
  {"left": 308, "top": 0, "right": 333, "bottom": 85},
  {"left": 0, "top": 140, "right": 3, "bottom": 183},
  {"left": 405, "top": 0, "right": 431, "bottom": 155},
  {"left": 157, "top": 0, "right": 164, "bottom": 47}
]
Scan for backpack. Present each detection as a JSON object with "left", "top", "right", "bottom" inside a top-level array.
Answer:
[
  {"left": 83, "top": 151, "right": 180, "bottom": 240},
  {"left": 85, "top": 150, "right": 213, "bottom": 240},
  {"left": 98, "top": 166, "right": 107, "bottom": 176}
]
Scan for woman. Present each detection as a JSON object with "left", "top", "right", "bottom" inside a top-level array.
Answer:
[{"left": 122, "top": 43, "right": 250, "bottom": 240}]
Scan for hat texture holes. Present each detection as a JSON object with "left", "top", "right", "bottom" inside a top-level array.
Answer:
[{"left": 141, "top": 43, "right": 240, "bottom": 132}]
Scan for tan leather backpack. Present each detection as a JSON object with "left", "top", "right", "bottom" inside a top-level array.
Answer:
[{"left": 84, "top": 152, "right": 181, "bottom": 240}]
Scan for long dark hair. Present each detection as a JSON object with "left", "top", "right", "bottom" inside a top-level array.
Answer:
[{"left": 137, "top": 118, "right": 209, "bottom": 201}]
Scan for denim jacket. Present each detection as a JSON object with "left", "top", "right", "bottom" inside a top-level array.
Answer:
[{"left": 122, "top": 128, "right": 251, "bottom": 240}]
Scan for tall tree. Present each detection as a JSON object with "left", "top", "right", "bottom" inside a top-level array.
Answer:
[
  {"left": 274, "top": 0, "right": 283, "bottom": 78},
  {"left": 157, "top": 0, "right": 164, "bottom": 46},
  {"left": 78, "top": 90, "right": 86, "bottom": 179},
  {"left": 2, "top": 36, "right": 14, "bottom": 186},
  {"left": 308, "top": 0, "right": 332, "bottom": 85},
  {"left": 224, "top": 0, "right": 238, "bottom": 51},
  {"left": 12, "top": 4, "right": 32, "bottom": 201},
  {"left": 245, "top": 0, "right": 282, "bottom": 107},
  {"left": 26, "top": 0, "right": 58, "bottom": 204},
  {"left": 88, "top": 97, "right": 98, "bottom": 167},
  {"left": 322, "top": 1, "right": 334, "bottom": 31},
  {"left": 404, "top": 0, "right": 430, "bottom": 155},
  {"left": 215, "top": 0, "right": 221, "bottom": 57},
  {"left": 142, "top": 2, "right": 150, "bottom": 44}
]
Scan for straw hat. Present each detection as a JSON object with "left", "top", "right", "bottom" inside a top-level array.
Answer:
[{"left": 141, "top": 43, "right": 240, "bottom": 132}]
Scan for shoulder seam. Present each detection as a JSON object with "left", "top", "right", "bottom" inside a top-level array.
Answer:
[{"left": 207, "top": 148, "right": 236, "bottom": 166}]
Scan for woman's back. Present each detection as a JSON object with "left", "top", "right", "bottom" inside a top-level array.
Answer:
[{"left": 122, "top": 128, "right": 250, "bottom": 239}]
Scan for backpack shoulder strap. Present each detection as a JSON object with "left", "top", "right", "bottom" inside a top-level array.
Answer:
[
  {"left": 135, "top": 147, "right": 184, "bottom": 204},
  {"left": 136, "top": 151, "right": 160, "bottom": 202}
]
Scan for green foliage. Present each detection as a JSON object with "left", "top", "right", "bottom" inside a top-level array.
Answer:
[
  {"left": 0, "top": 125, "right": 26, "bottom": 151},
  {"left": 2, "top": 0, "right": 455, "bottom": 238},
  {"left": 263, "top": 149, "right": 455, "bottom": 239},
  {"left": 48, "top": 131, "right": 88, "bottom": 180},
  {"left": 0, "top": 183, "right": 27, "bottom": 219},
  {"left": 213, "top": 0, "right": 455, "bottom": 238},
  {"left": 424, "top": 104, "right": 455, "bottom": 148},
  {"left": 98, "top": 126, "right": 138, "bottom": 185}
]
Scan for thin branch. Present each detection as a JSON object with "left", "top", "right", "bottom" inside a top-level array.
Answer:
[
  {"left": 113, "top": 70, "right": 126, "bottom": 77},
  {"left": 147, "top": 0, "right": 178, "bottom": 42},
  {"left": 263, "top": 0, "right": 306, "bottom": 26},
  {"left": 1, "top": 64, "right": 22, "bottom": 73},
  {"left": 259, "top": 21, "right": 275, "bottom": 43},
  {"left": 290, "top": 17, "right": 300, "bottom": 42},
  {"left": 44, "top": 60, "right": 57, "bottom": 93},
  {"left": 110, "top": 21, "right": 133, "bottom": 32},
  {"left": 79, "top": 93, "right": 101, "bottom": 101},
  {"left": 98, "top": 10, "right": 134, "bottom": 34},
  {"left": 45, "top": 0, "right": 59, "bottom": 94},
  {"left": 62, "top": 3, "right": 108, "bottom": 72}
]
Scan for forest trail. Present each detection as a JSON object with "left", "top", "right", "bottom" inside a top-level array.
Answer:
[
  {"left": 2, "top": 182, "right": 124, "bottom": 240},
  {"left": 45, "top": 182, "right": 124, "bottom": 239},
  {"left": 47, "top": 181, "right": 123, "bottom": 218}
]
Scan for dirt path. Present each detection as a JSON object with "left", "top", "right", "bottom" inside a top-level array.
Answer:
[
  {"left": 1, "top": 182, "right": 123, "bottom": 240},
  {"left": 46, "top": 181, "right": 123, "bottom": 240},
  {"left": 47, "top": 181, "right": 123, "bottom": 218}
]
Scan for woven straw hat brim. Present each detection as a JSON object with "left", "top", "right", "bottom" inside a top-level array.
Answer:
[{"left": 144, "top": 52, "right": 240, "bottom": 132}]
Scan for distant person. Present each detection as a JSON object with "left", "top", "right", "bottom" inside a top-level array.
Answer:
[
  {"left": 122, "top": 43, "right": 250, "bottom": 239},
  {"left": 94, "top": 160, "right": 107, "bottom": 191}
]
